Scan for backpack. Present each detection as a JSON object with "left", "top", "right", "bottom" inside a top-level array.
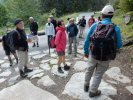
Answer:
[
  {"left": 5, "top": 30, "right": 21, "bottom": 51},
  {"left": 50, "top": 36, "right": 56, "bottom": 48},
  {"left": 90, "top": 23, "right": 117, "bottom": 61}
]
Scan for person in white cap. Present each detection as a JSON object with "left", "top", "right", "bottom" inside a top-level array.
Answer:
[
  {"left": 29, "top": 17, "right": 39, "bottom": 47},
  {"left": 84, "top": 5, "right": 123, "bottom": 97}
]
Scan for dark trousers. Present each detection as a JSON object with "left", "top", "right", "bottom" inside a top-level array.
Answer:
[{"left": 47, "top": 35, "right": 53, "bottom": 54}]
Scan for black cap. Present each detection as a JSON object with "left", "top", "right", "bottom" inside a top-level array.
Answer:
[{"left": 14, "top": 19, "right": 23, "bottom": 25}]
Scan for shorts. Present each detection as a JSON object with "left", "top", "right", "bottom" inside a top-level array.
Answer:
[
  {"left": 5, "top": 49, "right": 16, "bottom": 55},
  {"left": 32, "top": 35, "right": 38, "bottom": 43},
  {"left": 57, "top": 51, "right": 65, "bottom": 56}
]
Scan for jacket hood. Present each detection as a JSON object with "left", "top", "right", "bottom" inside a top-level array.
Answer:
[{"left": 56, "top": 27, "right": 65, "bottom": 32}]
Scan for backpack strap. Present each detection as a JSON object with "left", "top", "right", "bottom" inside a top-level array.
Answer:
[{"left": 14, "top": 30, "right": 21, "bottom": 39}]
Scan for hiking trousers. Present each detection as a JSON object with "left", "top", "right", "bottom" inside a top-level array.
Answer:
[
  {"left": 85, "top": 55, "right": 110, "bottom": 93},
  {"left": 68, "top": 36, "right": 77, "bottom": 55},
  {"left": 17, "top": 50, "right": 28, "bottom": 70},
  {"left": 79, "top": 26, "right": 85, "bottom": 37}
]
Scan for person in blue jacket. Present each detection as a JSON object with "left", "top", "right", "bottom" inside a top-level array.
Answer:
[{"left": 84, "top": 5, "right": 123, "bottom": 97}]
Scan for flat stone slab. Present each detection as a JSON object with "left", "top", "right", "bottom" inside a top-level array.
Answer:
[
  {"left": 44, "top": 49, "right": 55, "bottom": 54},
  {"left": 0, "top": 70, "right": 11, "bottom": 77},
  {"left": 63, "top": 72, "right": 116, "bottom": 100},
  {"left": 126, "top": 86, "right": 133, "bottom": 94},
  {"left": 0, "top": 60, "right": 5, "bottom": 64},
  {"left": 105, "top": 67, "right": 131, "bottom": 84},
  {"left": 51, "top": 65, "right": 69, "bottom": 78},
  {"left": 29, "top": 51, "right": 41, "bottom": 56},
  {"left": 27, "top": 69, "right": 44, "bottom": 78},
  {"left": 37, "top": 75, "right": 56, "bottom": 87},
  {"left": 0, "top": 78, "right": 6, "bottom": 83},
  {"left": 1, "top": 63, "right": 10, "bottom": 68},
  {"left": 0, "top": 80, "right": 59, "bottom": 100},
  {"left": 73, "top": 61, "right": 88, "bottom": 71},
  {"left": 31, "top": 73, "right": 44, "bottom": 79},
  {"left": 8, "top": 75, "right": 19, "bottom": 85},
  {"left": 50, "top": 53, "right": 58, "bottom": 58},
  {"left": 77, "top": 49, "right": 84, "bottom": 55},
  {"left": 32, "top": 54, "right": 47, "bottom": 60},
  {"left": 41, "top": 59, "right": 51, "bottom": 64},
  {"left": 50, "top": 59, "right": 58, "bottom": 65},
  {"left": 40, "top": 63, "right": 51, "bottom": 71}
]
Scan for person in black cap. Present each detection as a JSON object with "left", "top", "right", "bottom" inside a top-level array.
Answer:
[{"left": 13, "top": 19, "right": 33, "bottom": 78}]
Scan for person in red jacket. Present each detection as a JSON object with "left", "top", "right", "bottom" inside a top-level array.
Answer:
[
  {"left": 88, "top": 15, "right": 95, "bottom": 27},
  {"left": 55, "top": 21, "right": 70, "bottom": 73}
]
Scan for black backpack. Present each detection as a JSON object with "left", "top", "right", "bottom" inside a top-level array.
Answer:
[
  {"left": 5, "top": 30, "right": 20, "bottom": 51},
  {"left": 90, "top": 23, "right": 117, "bottom": 61}
]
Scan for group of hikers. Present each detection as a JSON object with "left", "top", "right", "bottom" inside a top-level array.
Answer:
[{"left": 2, "top": 5, "right": 122, "bottom": 98}]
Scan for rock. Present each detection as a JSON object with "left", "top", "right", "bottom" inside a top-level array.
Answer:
[
  {"left": 40, "top": 63, "right": 51, "bottom": 71},
  {"left": 1, "top": 63, "right": 10, "bottom": 68},
  {"left": 15, "top": 67, "right": 19, "bottom": 72},
  {"left": 37, "top": 75, "right": 56, "bottom": 87},
  {"left": 106, "top": 80, "right": 118, "bottom": 85},
  {"left": 41, "top": 59, "right": 51, "bottom": 64},
  {"left": 0, "top": 80, "right": 59, "bottom": 100},
  {"left": 29, "top": 51, "right": 41, "bottom": 56},
  {"left": 63, "top": 72, "right": 116, "bottom": 100},
  {"left": 31, "top": 73, "right": 44, "bottom": 79},
  {"left": 126, "top": 86, "right": 133, "bottom": 94},
  {"left": 8, "top": 75, "right": 19, "bottom": 85},
  {"left": 78, "top": 45, "right": 83, "bottom": 49},
  {"left": 73, "top": 61, "right": 88, "bottom": 71},
  {"left": 77, "top": 49, "right": 84, "bottom": 55},
  {"left": 27, "top": 69, "right": 44, "bottom": 78},
  {"left": 50, "top": 59, "right": 58, "bottom": 65},
  {"left": 0, "top": 60, "right": 5, "bottom": 64},
  {"left": 51, "top": 65, "right": 69, "bottom": 78},
  {"left": 32, "top": 54, "right": 47, "bottom": 60},
  {"left": 0, "top": 78, "right": 6, "bottom": 83},
  {"left": 50, "top": 53, "right": 58, "bottom": 58},
  {"left": 0, "top": 70, "right": 11, "bottom": 77},
  {"left": 44, "top": 49, "right": 55, "bottom": 54},
  {"left": 105, "top": 67, "right": 131, "bottom": 84}
]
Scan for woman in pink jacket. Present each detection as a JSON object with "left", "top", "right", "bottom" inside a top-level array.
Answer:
[{"left": 55, "top": 21, "right": 70, "bottom": 73}]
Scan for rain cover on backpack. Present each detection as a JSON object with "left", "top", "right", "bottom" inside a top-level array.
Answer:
[{"left": 90, "top": 23, "right": 117, "bottom": 61}]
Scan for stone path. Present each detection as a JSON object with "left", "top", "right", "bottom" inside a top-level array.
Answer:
[{"left": 0, "top": 40, "right": 132, "bottom": 100}]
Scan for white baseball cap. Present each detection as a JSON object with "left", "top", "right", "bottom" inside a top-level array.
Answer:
[
  {"left": 29, "top": 17, "right": 34, "bottom": 20},
  {"left": 101, "top": 5, "right": 114, "bottom": 15}
]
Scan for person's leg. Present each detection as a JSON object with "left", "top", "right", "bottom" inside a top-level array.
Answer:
[
  {"left": 68, "top": 37, "right": 73, "bottom": 54},
  {"left": 84, "top": 57, "right": 97, "bottom": 92},
  {"left": 32, "top": 36, "right": 36, "bottom": 47},
  {"left": 62, "top": 53, "right": 70, "bottom": 71},
  {"left": 81, "top": 27, "right": 84, "bottom": 38},
  {"left": 35, "top": 35, "right": 39, "bottom": 47},
  {"left": 89, "top": 60, "right": 110, "bottom": 97},
  {"left": 24, "top": 50, "right": 33, "bottom": 73},
  {"left": 73, "top": 36, "right": 77, "bottom": 57},
  {"left": 12, "top": 50, "right": 18, "bottom": 64},
  {"left": 79, "top": 26, "right": 82, "bottom": 38},
  {"left": 17, "top": 50, "right": 27, "bottom": 78},
  {"left": 57, "top": 55, "right": 64, "bottom": 73},
  {"left": 5, "top": 50, "right": 12, "bottom": 66},
  {"left": 47, "top": 35, "right": 51, "bottom": 54}
]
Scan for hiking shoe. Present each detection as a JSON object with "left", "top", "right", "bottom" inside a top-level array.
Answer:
[
  {"left": 84, "top": 85, "right": 89, "bottom": 92},
  {"left": 32, "top": 43, "right": 36, "bottom": 47},
  {"left": 37, "top": 45, "right": 39, "bottom": 47},
  {"left": 24, "top": 67, "right": 33, "bottom": 73},
  {"left": 19, "top": 70, "right": 27, "bottom": 78},
  {"left": 64, "top": 65, "right": 70, "bottom": 71},
  {"left": 58, "top": 67, "right": 64, "bottom": 73},
  {"left": 89, "top": 90, "right": 101, "bottom": 97}
]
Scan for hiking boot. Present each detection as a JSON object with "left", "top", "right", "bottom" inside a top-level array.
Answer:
[
  {"left": 89, "top": 90, "right": 101, "bottom": 97},
  {"left": 84, "top": 85, "right": 89, "bottom": 92},
  {"left": 32, "top": 43, "right": 36, "bottom": 47},
  {"left": 37, "top": 42, "right": 39, "bottom": 47},
  {"left": 58, "top": 67, "right": 64, "bottom": 73},
  {"left": 24, "top": 67, "right": 33, "bottom": 73},
  {"left": 64, "top": 65, "right": 70, "bottom": 71},
  {"left": 10, "top": 61, "right": 13, "bottom": 67},
  {"left": 19, "top": 70, "right": 27, "bottom": 78}
]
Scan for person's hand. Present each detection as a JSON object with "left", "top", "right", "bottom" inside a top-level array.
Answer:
[{"left": 84, "top": 54, "right": 89, "bottom": 58}]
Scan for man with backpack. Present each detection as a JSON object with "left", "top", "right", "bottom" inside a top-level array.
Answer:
[
  {"left": 78, "top": 16, "right": 86, "bottom": 38},
  {"left": 2, "top": 32, "right": 18, "bottom": 66},
  {"left": 84, "top": 5, "right": 123, "bottom": 97},
  {"left": 67, "top": 18, "right": 78, "bottom": 57},
  {"left": 29, "top": 17, "right": 39, "bottom": 47},
  {"left": 13, "top": 19, "right": 33, "bottom": 78}
]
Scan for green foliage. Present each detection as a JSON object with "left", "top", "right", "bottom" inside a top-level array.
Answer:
[
  {"left": 5, "top": 0, "right": 40, "bottom": 25},
  {"left": 0, "top": 4, "right": 8, "bottom": 27},
  {"left": 119, "top": 0, "right": 133, "bottom": 12}
]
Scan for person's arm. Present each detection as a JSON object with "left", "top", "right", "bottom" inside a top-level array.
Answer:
[
  {"left": 55, "top": 31, "right": 61, "bottom": 45},
  {"left": 115, "top": 26, "right": 123, "bottom": 49},
  {"left": 44, "top": 24, "right": 47, "bottom": 35},
  {"left": 84, "top": 23, "right": 97, "bottom": 56}
]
